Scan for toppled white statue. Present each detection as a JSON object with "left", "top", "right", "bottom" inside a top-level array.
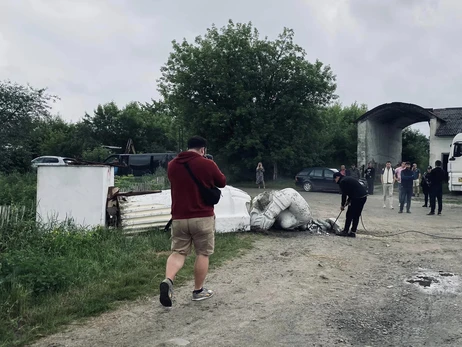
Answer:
[{"left": 249, "top": 188, "right": 341, "bottom": 234}]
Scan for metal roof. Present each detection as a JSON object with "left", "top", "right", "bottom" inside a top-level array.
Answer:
[{"left": 432, "top": 108, "right": 462, "bottom": 137}]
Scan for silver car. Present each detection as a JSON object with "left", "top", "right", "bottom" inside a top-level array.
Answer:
[{"left": 31, "top": 156, "right": 77, "bottom": 168}]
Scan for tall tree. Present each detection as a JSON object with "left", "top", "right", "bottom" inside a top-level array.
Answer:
[
  {"left": 0, "top": 81, "right": 58, "bottom": 173},
  {"left": 320, "top": 102, "right": 368, "bottom": 168},
  {"left": 402, "top": 127, "right": 429, "bottom": 168},
  {"left": 158, "top": 20, "right": 337, "bottom": 179}
]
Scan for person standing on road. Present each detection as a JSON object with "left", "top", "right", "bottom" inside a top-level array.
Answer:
[
  {"left": 347, "top": 164, "right": 361, "bottom": 180},
  {"left": 364, "top": 162, "right": 376, "bottom": 195},
  {"left": 333, "top": 172, "right": 368, "bottom": 238},
  {"left": 340, "top": 165, "right": 346, "bottom": 176},
  {"left": 412, "top": 163, "right": 421, "bottom": 197},
  {"left": 421, "top": 166, "right": 432, "bottom": 208},
  {"left": 256, "top": 162, "right": 265, "bottom": 189},
  {"left": 159, "top": 136, "right": 227, "bottom": 307},
  {"left": 399, "top": 162, "right": 414, "bottom": 213},
  {"left": 381, "top": 161, "right": 395, "bottom": 209},
  {"left": 395, "top": 161, "right": 406, "bottom": 191},
  {"left": 428, "top": 160, "right": 446, "bottom": 215}
]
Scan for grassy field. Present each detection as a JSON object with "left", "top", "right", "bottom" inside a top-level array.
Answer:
[{"left": 0, "top": 219, "right": 258, "bottom": 347}]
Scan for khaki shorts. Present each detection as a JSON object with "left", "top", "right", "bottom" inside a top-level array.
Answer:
[
  {"left": 413, "top": 179, "right": 420, "bottom": 187},
  {"left": 171, "top": 216, "right": 215, "bottom": 256}
]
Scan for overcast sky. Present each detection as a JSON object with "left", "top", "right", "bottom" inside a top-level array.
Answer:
[{"left": 2, "top": 0, "right": 461, "bottom": 136}]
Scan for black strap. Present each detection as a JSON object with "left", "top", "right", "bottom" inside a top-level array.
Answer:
[
  {"left": 164, "top": 218, "right": 172, "bottom": 232},
  {"left": 183, "top": 162, "right": 205, "bottom": 189}
]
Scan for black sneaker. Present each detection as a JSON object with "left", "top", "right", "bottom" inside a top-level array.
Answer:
[
  {"left": 422, "top": 204, "right": 427, "bottom": 207},
  {"left": 336, "top": 231, "right": 349, "bottom": 237},
  {"left": 160, "top": 279, "right": 173, "bottom": 307},
  {"left": 347, "top": 232, "right": 356, "bottom": 238},
  {"left": 438, "top": 212, "right": 442, "bottom": 215},
  {"left": 398, "top": 210, "right": 403, "bottom": 213},
  {"left": 427, "top": 212, "right": 435, "bottom": 215},
  {"left": 406, "top": 210, "right": 411, "bottom": 213}
]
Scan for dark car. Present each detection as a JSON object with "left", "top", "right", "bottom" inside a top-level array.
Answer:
[
  {"left": 295, "top": 167, "right": 368, "bottom": 193},
  {"left": 104, "top": 153, "right": 177, "bottom": 176}
]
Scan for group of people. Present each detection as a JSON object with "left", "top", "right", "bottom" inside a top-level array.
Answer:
[
  {"left": 381, "top": 160, "right": 445, "bottom": 215},
  {"left": 159, "top": 136, "right": 448, "bottom": 306}
]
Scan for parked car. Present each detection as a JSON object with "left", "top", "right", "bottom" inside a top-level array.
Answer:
[
  {"left": 31, "top": 156, "right": 77, "bottom": 168},
  {"left": 103, "top": 152, "right": 177, "bottom": 176},
  {"left": 295, "top": 167, "right": 368, "bottom": 193}
]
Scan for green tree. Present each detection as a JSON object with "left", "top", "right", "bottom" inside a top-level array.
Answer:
[
  {"left": 0, "top": 81, "right": 58, "bottom": 173},
  {"left": 158, "top": 20, "right": 337, "bottom": 180},
  {"left": 320, "top": 102, "right": 368, "bottom": 168},
  {"left": 83, "top": 102, "right": 176, "bottom": 154},
  {"left": 402, "top": 127, "right": 429, "bottom": 168}
]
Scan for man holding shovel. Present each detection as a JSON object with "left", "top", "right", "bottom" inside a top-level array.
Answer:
[{"left": 333, "top": 172, "right": 368, "bottom": 238}]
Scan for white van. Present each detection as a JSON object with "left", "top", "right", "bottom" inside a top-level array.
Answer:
[{"left": 448, "top": 133, "right": 462, "bottom": 192}]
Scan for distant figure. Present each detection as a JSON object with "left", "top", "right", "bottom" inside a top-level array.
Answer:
[
  {"left": 428, "top": 160, "right": 446, "bottom": 215},
  {"left": 256, "top": 162, "right": 265, "bottom": 189},
  {"left": 420, "top": 166, "right": 432, "bottom": 208},
  {"left": 364, "top": 162, "right": 376, "bottom": 195},
  {"left": 412, "top": 163, "right": 421, "bottom": 197},
  {"left": 395, "top": 161, "right": 406, "bottom": 190},
  {"left": 347, "top": 164, "right": 360, "bottom": 180},
  {"left": 340, "top": 165, "right": 346, "bottom": 176},
  {"left": 381, "top": 161, "right": 395, "bottom": 209},
  {"left": 399, "top": 162, "right": 414, "bottom": 213}
]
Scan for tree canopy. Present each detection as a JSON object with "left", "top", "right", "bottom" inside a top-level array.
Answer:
[
  {"left": 158, "top": 20, "right": 337, "bottom": 179},
  {"left": 0, "top": 21, "right": 431, "bottom": 179}
]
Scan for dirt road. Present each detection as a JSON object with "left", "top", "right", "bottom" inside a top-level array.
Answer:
[{"left": 33, "top": 188, "right": 462, "bottom": 347}]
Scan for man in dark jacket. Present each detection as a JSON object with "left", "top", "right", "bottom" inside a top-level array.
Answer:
[
  {"left": 420, "top": 166, "right": 432, "bottom": 208},
  {"left": 364, "top": 162, "right": 376, "bottom": 195},
  {"left": 334, "top": 172, "right": 367, "bottom": 238},
  {"left": 428, "top": 160, "right": 446, "bottom": 215},
  {"left": 399, "top": 162, "right": 414, "bottom": 213}
]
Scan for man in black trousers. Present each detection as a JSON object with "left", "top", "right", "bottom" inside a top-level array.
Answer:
[
  {"left": 334, "top": 172, "right": 368, "bottom": 238},
  {"left": 364, "top": 162, "right": 376, "bottom": 195},
  {"left": 428, "top": 160, "right": 446, "bottom": 215}
]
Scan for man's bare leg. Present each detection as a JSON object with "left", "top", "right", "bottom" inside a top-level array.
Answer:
[
  {"left": 194, "top": 254, "right": 209, "bottom": 290},
  {"left": 166, "top": 252, "right": 186, "bottom": 281}
]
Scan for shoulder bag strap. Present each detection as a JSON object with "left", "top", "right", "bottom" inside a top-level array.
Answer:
[{"left": 183, "top": 162, "right": 204, "bottom": 189}]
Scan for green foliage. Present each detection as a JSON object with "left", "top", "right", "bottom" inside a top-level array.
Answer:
[
  {"left": 0, "top": 217, "right": 256, "bottom": 346},
  {"left": 402, "top": 127, "right": 429, "bottom": 168},
  {"left": 319, "top": 102, "right": 368, "bottom": 167},
  {"left": 81, "top": 147, "right": 113, "bottom": 162},
  {"left": 115, "top": 167, "right": 170, "bottom": 192},
  {"left": 0, "top": 81, "right": 58, "bottom": 173},
  {"left": 0, "top": 172, "right": 37, "bottom": 205},
  {"left": 158, "top": 20, "right": 337, "bottom": 180},
  {"left": 82, "top": 101, "right": 177, "bottom": 154}
]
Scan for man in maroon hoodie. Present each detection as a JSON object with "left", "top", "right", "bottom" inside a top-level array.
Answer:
[{"left": 159, "top": 136, "right": 226, "bottom": 307}]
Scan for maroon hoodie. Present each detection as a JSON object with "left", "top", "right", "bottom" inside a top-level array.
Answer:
[{"left": 168, "top": 151, "right": 226, "bottom": 219}]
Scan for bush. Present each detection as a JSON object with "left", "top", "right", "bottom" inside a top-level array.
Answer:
[{"left": 0, "top": 172, "right": 37, "bottom": 205}]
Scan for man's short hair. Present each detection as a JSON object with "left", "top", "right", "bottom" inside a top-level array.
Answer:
[
  {"left": 187, "top": 136, "right": 207, "bottom": 150},
  {"left": 405, "top": 161, "right": 411, "bottom": 165},
  {"left": 386, "top": 161, "right": 391, "bottom": 164},
  {"left": 435, "top": 160, "right": 442, "bottom": 167}
]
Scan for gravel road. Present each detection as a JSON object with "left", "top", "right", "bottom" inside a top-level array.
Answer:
[{"left": 32, "top": 188, "right": 462, "bottom": 347}]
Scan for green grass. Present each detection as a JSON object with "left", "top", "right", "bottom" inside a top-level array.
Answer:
[{"left": 0, "top": 221, "right": 258, "bottom": 347}]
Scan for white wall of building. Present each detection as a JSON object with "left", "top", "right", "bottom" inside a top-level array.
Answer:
[
  {"left": 37, "top": 165, "right": 114, "bottom": 228},
  {"left": 429, "top": 118, "right": 452, "bottom": 166}
]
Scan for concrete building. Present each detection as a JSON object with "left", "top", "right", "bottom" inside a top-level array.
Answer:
[{"left": 357, "top": 102, "right": 462, "bottom": 175}]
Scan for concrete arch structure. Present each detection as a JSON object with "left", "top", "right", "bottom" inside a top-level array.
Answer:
[{"left": 356, "top": 102, "right": 441, "bottom": 170}]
